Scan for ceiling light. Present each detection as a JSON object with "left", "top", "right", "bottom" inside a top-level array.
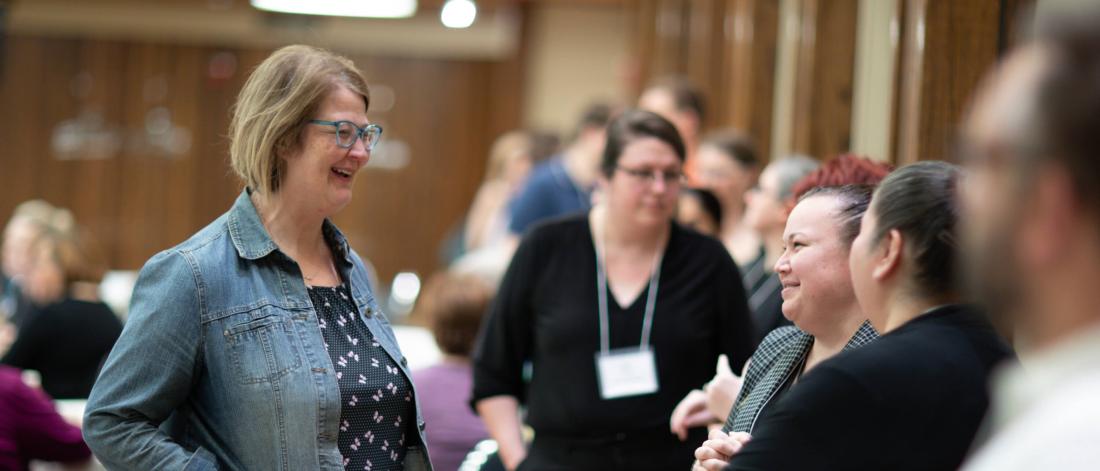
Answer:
[
  {"left": 251, "top": 0, "right": 417, "bottom": 19},
  {"left": 441, "top": 0, "right": 476, "bottom": 29}
]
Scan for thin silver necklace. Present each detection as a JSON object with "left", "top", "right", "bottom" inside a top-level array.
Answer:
[{"left": 303, "top": 258, "right": 337, "bottom": 284}]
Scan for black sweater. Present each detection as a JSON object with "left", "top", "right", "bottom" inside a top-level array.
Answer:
[
  {"left": 2, "top": 298, "right": 122, "bottom": 399},
  {"left": 473, "top": 215, "right": 754, "bottom": 437},
  {"left": 726, "top": 304, "right": 1013, "bottom": 471}
]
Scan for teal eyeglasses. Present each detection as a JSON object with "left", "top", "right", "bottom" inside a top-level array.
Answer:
[{"left": 309, "top": 120, "right": 383, "bottom": 151}]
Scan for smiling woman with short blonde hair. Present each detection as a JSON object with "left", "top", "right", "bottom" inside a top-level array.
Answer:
[{"left": 83, "top": 45, "right": 431, "bottom": 471}]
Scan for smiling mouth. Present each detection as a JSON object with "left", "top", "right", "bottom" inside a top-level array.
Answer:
[{"left": 332, "top": 168, "right": 353, "bottom": 178}]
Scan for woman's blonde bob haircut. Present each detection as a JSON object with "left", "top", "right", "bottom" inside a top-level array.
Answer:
[{"left": 229, "top": 45, "right": 370, "bottom": 195}]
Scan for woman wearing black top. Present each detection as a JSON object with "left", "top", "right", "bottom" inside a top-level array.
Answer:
[
  {"left": 1, "top": 227, "right": 121, "bottom": 399},
  {"left": 473, "top": 110, "right": 754, "bottom": 471},
  {"left": 719, "top": 162, "right": 1014, "bottom": 471}
]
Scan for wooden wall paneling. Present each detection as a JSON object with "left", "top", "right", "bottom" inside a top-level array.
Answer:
[
  {"left": 892, "top": 0, "right": 917, "bottom": 166},
  {"left": 789, "top": 0, "right": 858, "bottom": 160},
  {"left": 721, "top": 0, "right": 779, "bottom": 161},
  {"left": 685, "top": 0, "right": 726, "bottom": 127},
  {"left": 2, "top": 35, "right": 510, "bottom": 283},
  {"left": 486, "top": 3, "right": 530, "bottom": 140},
  {"left": 36, "top": 38, "right": 80, "bottom": 208},
  {"left": 115, "top": 43, "right": 187, "bottom": 268},
  {"left": 789, "top": 0, "right": 816, "bottom": 156},
  {"left": 162, "top": 46, "right": 203, "bottom": 250},
  {"left": 650, "top": 0, "right": 690, "bottom": 80},
  {"left": 811, "top": 0, "right": 858, "bottom": 159},
  {"left": 114, "top": 42, "right": 153, "bottom": 268},
  {"left": 0, "top": 37, "right": 46, "bottom": 220},
  {"left": 191, "top": 47, "right": 263, "bottom": 229},
  {"left": 64, "top": 40, "right": 127, "bottom": 260},
  {"left": 630, "top": 0, "right": 658, "bottom": 98},
  {"left": 894, "top": 0, "right": 1001, "bottom": 165}
]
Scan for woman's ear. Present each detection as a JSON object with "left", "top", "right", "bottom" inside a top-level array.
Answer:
[
  {"left": 872, "top": 229, "right": 904, "bottom": 282},
  {"left": 275, "top": 139, "right": 293, "bottom": 161},
  {"left": 275, "top": 129, "right": 304, "bottom": 161}
]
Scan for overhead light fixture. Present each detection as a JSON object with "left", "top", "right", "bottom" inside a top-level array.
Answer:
[
  {"left": 251, "top": 0, "right": 417, "bottom": 19},
  {"left": 441, "top": 0, "right": 476, "bottom": 29}
]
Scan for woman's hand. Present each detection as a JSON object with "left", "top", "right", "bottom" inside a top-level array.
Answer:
[
  {"left": 670, "top": 389, "right": 715, "bottom": 441},
  {"left": 703, "top": 354, "right": 743, "bottom": 421},
  {"left": 692, "top": 429, "right": 752, "bottom": 471}
]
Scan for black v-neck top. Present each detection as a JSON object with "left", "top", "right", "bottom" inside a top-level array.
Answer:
[{"left": 472, "top": 215, "right": 754, "bottom": 437}]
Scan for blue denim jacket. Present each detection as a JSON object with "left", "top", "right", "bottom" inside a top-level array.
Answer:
[{"left": 83, "top": 191, "right": 433, "bottom": 471}]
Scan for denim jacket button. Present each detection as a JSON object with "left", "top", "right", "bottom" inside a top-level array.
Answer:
[
  {"left": 364, "top": 307, "right": 373, "bottom": 318},
  {"left": 400, "top": 357, "right": 408, "bottom": 367},
  {"left": 418, "top": 419, "right": 426, "bottom": 431}
]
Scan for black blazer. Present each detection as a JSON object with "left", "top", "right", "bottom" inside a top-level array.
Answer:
[{"left": 725, "top": 304, "right": 1014, "bottom": 471}]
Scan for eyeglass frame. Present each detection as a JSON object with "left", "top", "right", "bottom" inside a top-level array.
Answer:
[
  {"left": 308, "top": 119, "right": 383, "bottom": 151},
  {"left": 614, "top": 165, "right": 686, "bottom": 186}
]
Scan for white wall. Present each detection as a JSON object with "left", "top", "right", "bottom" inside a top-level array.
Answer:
[{"left": 522, "top": 3, "right": 629, "bottom": 136}]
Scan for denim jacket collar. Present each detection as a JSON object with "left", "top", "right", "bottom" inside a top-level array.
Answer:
[{"left": 227, "top": 189, "right": 352, "bottom": 266}]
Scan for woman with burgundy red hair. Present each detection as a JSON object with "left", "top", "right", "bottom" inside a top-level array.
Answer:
[
  {"left": 690, "top": 156, "right": 894, "bottom": 471},
  {"left": 668, "top": 154, "right": 893, "bottom": 448}
]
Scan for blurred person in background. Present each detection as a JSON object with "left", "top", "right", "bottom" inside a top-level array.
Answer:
[
  {"left": 507, "top": 103, "right": 612, "bottom": 238},
  {"left": 1, "top": 200, "right": 75, "bottom": 333},
  {"left": 961, "top": 3, "right": 1100, "bottom": 469},
  {"left": 464, "top": 131, "right": 533, "bottom": 252},
  {"left": 638, "top": 77, "right": 705, "bottom": 181},
  {"left": 453, "top": 105, "right": 611, "bottom": 288},
  {"left": 412, "top": 272, "right": 492, "bottom": 471},
  {"left": 668, "top": 154, "right": 893, "bottom": 437},
  {"left": 526, "top": 131, "right": 561, "bottom": 165},
  {"left": 694, "top": 131, "right": 761, "bottom": 266},
  {"left": 473, "top": 110, "right": 753, "bottom": 471},
  {"left": 676, "top": 187, "right": 723, "bottom": 238},
  {"left": 0, "top": 364, "right": 91, "bottom": 471},
  {"left": 2, "top": 226, "right": 121, "bottom": 400},
  {"left": 83, "top": 45, "right": 432, "bottom": 470},
  {"left": 717, "top": 162, "right": 1012, "bottom": 471},
  {"left": 739, "top": 156, "right": 819, "bottom": 345}
]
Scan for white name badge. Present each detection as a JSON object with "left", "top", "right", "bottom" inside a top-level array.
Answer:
[{"left": 595, "top": 347, "right": 659, "bottom": 400}]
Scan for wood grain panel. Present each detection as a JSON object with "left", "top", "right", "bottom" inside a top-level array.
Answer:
[
  {"left": 0, "top": 37, "right": 46, "bottom": 221},
  {"left": 789, "top": 0, "right": 858, "bottom": 160},
  {"left": 58, "top": 40, "right": 126, "bottom": 263},
  {"left": 650, "top": 0, "right": 690, "bottom": 79},
  {"left": 894, "top": 0, "right": 1001, "bottom": 164},
  {"left": 685, "top": 0, "right": 726, "bottom": 127},
  {"left": 1, "top": 34, "right": 522, "bottom": 288},
  {"left": 721, "top": 0, "right": 779, "bottom": 161}
]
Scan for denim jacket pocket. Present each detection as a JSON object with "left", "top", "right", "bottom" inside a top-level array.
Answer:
[{"left": 224, "top": 308, "right": 303, "bottom": 384}]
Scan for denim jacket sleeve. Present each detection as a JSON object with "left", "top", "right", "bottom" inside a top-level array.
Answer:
[{"left": 83, "top": 250, "right": 214, "bottom": 470}]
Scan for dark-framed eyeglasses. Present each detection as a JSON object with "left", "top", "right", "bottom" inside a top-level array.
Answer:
[
  {"left": 309, "top": 119, "right": 383, "bottom": 151},
  {"left": 615, "top": 165, "right": 686, "bottom": 186}
]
